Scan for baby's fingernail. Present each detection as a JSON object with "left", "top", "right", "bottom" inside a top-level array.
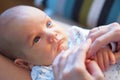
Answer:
[
  {"left": 110, "top": 59, "right": 116, "bottom": 64},
  {"left": 111, "top": 61, "right": 115, "bottom": 64}
]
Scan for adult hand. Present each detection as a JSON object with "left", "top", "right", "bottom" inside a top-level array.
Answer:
[
  {"left": 52, "top": 39, "right": 104, "bottom": 80},
  {"left": 87, "top": 22, "right": 120, "bottom": 57},
  {"left": 0, "top": 54, "right": 31, "bottom": 80}
]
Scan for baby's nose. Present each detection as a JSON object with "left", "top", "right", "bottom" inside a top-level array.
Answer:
[{"left": 47, "top": 32, "right": 58, "bottom": 43}]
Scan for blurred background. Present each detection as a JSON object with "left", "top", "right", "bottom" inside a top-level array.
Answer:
[
  {"left": 0, "top": 0, "right": 34, "bottom": 13},
  {"left": 0, "top": 0, "right": 120, "bottom": 28}
]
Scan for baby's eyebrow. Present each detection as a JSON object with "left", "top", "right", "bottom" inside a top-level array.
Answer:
[
  {"left": 40, "top": 14, "right": 47, "bottom": 23},
  {"left": 27, "top": 30, "right": 36, "bottom": 42}
]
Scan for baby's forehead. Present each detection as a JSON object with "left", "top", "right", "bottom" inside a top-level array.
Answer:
[
  {"left": 1, "top": 5, "right": 47, "bottom": 21},
  {"left": 0, "top": 6, "right": 49, "bottom": 48},
  {"left": 0, "top": 5, "right": 50, "bottom": 35},
  {"left": 1, "top": 6, "right": 47, "bottom": 24}
]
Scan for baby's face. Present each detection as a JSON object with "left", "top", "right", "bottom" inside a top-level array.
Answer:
[{"left": 9, "top": 9, "right": 68, "bottom": 66}]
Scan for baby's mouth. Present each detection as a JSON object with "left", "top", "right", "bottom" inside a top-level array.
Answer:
[{"left": 56, "top": 38, "right": 64, "bottom": 53}]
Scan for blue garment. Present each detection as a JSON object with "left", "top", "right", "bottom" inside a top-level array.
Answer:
[
  {"left": 31, "top": 66, "right": 54, "bottom": 80},
  {"left": 31, "top": 26, "right": 89, "bottom": 80}
]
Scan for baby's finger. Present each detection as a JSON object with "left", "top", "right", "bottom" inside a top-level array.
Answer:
[
  {"left": 109, "top": 51, "right": 116, "bottom": 64},
  {"left": 88, "top": 31, "right": 116, "bottom": 58},
  {"left": 114, "top": 51, "right": 120, "bottom": 63},
  {"left": 103, "top": 48, "right": 109, "bottom": 71},
  {"left": 88, "top": 23, "right": 120, "bottom": 57},
  {"left": 97, "top": 51, "right": 105, "bottom": 71}
]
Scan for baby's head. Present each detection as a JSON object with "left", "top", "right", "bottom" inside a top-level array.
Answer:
[{"left": 0, "top": 5, "right": 68, "bottom": 67}]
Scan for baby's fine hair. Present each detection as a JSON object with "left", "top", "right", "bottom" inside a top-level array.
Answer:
[{"left": 0, "top": 5, "right": 43, "bottom": 60}]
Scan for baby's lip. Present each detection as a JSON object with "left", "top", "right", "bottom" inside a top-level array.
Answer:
[{"left": 57, "top": 38, "right": 64, "bottom": 52}]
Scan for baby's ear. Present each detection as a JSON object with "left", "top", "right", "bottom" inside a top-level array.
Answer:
[{"left": 14, "top": 58, "right": 32, "bottom": 71}]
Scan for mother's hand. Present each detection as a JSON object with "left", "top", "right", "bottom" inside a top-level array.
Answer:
[
  {"left": 52, "top": 39, "right": 104, "bottom": 80},
  {"left": 87, "top": 22, "right": 120, "bottom": 57}
]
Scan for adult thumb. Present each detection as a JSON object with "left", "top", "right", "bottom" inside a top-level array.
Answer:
[
  {"left": 86, "top": 61, "right": 104, "bottom": 80},
  {"left": 79, "top": 39, "right": 92, "bottom": 62}
]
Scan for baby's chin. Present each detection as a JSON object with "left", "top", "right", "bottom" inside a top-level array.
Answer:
[{"left": 58, "top": 43, "right": 68, "bottom": 53}]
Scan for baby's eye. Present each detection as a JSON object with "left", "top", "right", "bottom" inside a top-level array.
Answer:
[
  {"left": 47, "top": 21, "right": 52, "bottom": 28},
  {"left": 33, "top": 36, "right": 40, "bottom": 43}
]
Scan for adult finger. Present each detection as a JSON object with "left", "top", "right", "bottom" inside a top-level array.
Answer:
[
  {"left": 52, "top": 50, "right": 65, "bottom": 79},
  {"left": 88, "top": 23, "right": 120, "bottom": 40},
  {"left": 88, "top": 26, "right": 108, "bottom": 41},
  {"left": 88, "top": 31, "right": 117, "bottom": 58},
  {"left": 86, "top": 61, "right": 104, "bottom": 80},
  {"left": 88, "top": 29, "right": 107, "bottom": 42},
  {"left": 52, "top": 47, "right": 77, "bottom": 79},
  {"left": 58, "top": 48, "right": 76, "bottom": 79},
  {"left": 88, "top": 23, "right": 120, "bottom": 57},
  {"left": 77, "top": 39, "right": 92, "bottom": 62},
  {"left": 61, "top": 39, "right": 92, "bottom": 80},
  {"left": 64, "top": 39, "right": 92, "bottom": 66}
]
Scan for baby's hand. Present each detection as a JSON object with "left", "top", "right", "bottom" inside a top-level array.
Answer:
[
  {"left": 92, "top": 46, "right": 116, "bottom": 71},
  {"left": 114, "top": 50, "right": 120, "bottom": 63},
  {"left": 113, "top": 42, "right": 120, "bottom": 63}
]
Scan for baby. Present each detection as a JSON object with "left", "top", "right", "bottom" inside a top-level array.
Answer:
[{"left": 0, "top": 5, "right": 118, "bottom": 80}]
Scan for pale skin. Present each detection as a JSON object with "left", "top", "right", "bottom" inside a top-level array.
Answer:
[
  {"left": 92, "top": 46, "right": 116, "bottom": 71},
  {"left": 53, "top": 39, "right": 104, "bottom": 80},
  {"left": 0, "top": 54, "right": 31, "bottom": 80},
  {"left": 87, "top": 22, "right": 120, "bottom": 70},
  {"left": 0, "top": 5, "right": 119, "bottom": 80},
  {"left": 0, "top": 5, "right": 68, "bottom": 69},
  {"left": 88, "top": 22, "right": 120, "bottom": 57},
  {"left": 53, "top": 23, "right": 120, "bottom": 80}
]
